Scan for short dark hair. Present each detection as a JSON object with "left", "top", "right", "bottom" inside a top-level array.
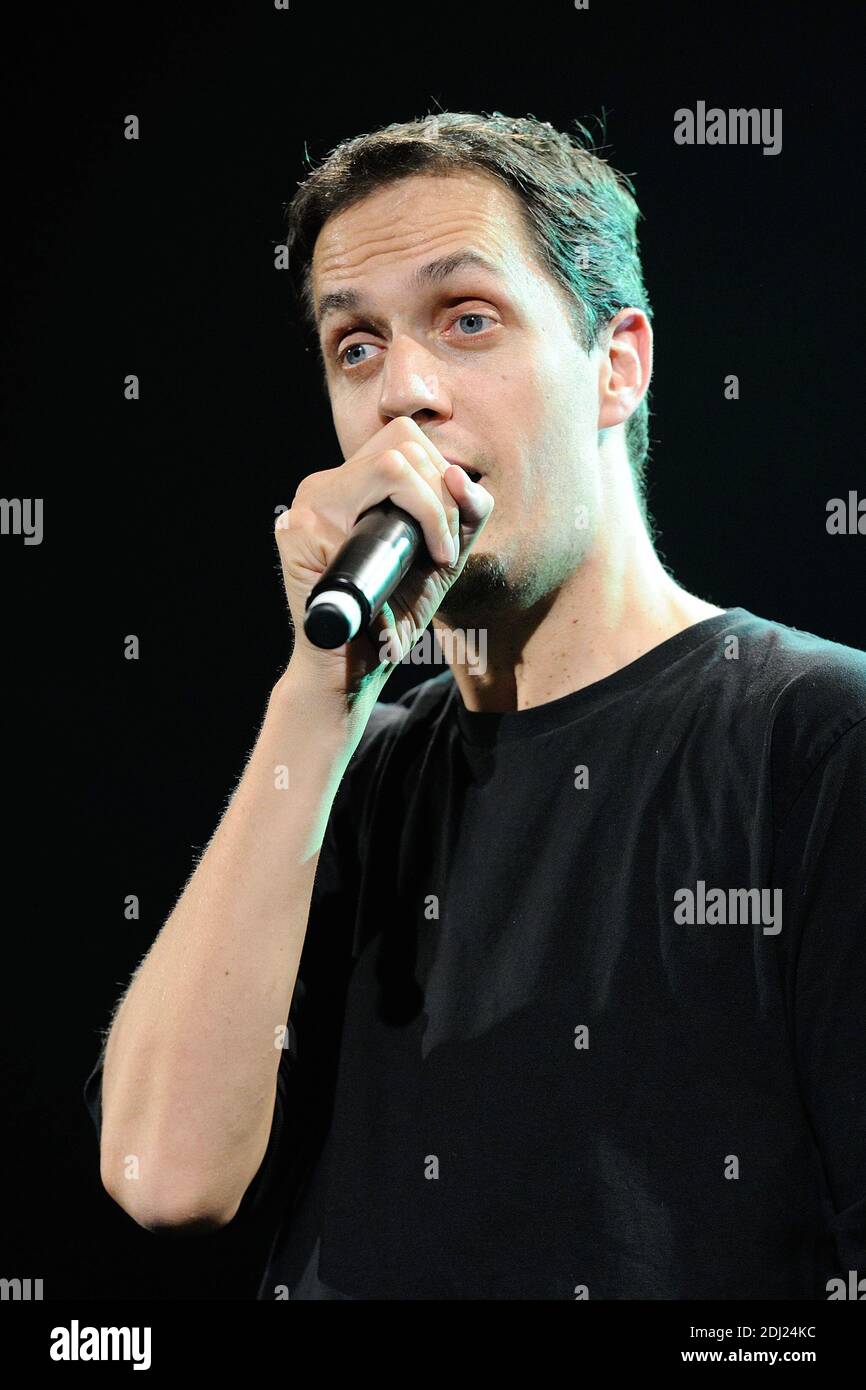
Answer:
[{"left": 283, "top": 110, "right": 654, "bottom": 522}]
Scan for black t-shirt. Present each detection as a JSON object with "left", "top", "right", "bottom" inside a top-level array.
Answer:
[{"left": 84, "top": 607, "right": 866, "bottom": 1299}]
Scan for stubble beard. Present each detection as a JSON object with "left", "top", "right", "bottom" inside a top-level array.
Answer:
[{"left": 436, "top": 546, "right": 545, "bottom": 629}]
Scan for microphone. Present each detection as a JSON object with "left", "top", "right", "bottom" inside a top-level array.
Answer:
[{"left": 303, "top": 500, "right": 423, "bottom": 648}]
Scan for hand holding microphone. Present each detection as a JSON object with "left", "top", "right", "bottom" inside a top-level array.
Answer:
[
  {"left": 275, "top": 417, "right": 493, "bottom": 717},
  {"left": 303, "top": 498, "right": 424, "bottom": 650}
]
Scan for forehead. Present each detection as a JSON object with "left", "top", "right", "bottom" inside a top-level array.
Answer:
[{"left": 311, "top": 170, "right": 540, "bottom": 320}]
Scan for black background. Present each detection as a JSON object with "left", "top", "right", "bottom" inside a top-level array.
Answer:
[{"left": 1, "top": 1, "right": 863, "bottom": 1302}]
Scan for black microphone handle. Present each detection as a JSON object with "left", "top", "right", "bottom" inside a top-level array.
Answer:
[{"left": 303, "top": 500, "right": 423, "bottom": 649}]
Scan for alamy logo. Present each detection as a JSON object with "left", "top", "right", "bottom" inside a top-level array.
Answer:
[
  {"left": 674, "top": 102, "right": 782, "bottom": 156},
  {"left": 826, "top": 1270, "right": 866, "bottom": 1299},
  {"left": 49, "top": 1320, "right": 152, "bottom": 1370},
  {"left": 674, "top": 881, "right": 782, "bottom": 935},
  {"left": 0, "top": 1276, "right": 43, "bottom": 1299},
  {"left": 0, "top": 497, "right": 43, "bottom": 545},
  {"left": 826, "top": 491, "right": 866, "bottom": 535},
  {"left": 378, "top": 625, "right": 488, "bottom": 674}
]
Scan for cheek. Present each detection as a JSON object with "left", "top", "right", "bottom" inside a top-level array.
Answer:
[
  {"left": 491, "top": 352, "right": 572, "bottom": 455},
  {"left": 484, "top": 358, "right": 549, "bottom": 428},
  {"left": 331, "top": 401, "right": 369, "bottom": 462},
  {"left": 514, "top": 328, "right": 576, "bottom": 404}
]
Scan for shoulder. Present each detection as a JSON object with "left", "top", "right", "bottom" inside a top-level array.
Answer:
[
  {"left": 730, "top": 608, "right": 866, "bottom": 731},
  {"left": 726, "top": 609, "right": 866, "bottom": 822}
]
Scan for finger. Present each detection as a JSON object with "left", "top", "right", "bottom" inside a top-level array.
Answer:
[
  {"left": 442, "top": 464, "right": 494, "bottom": 531},
  {"left": 366, "top": 450, "right": 458, "bottom": 566},
  {"left": 398, "top": 441, "right": 461, "bottom": 553}
]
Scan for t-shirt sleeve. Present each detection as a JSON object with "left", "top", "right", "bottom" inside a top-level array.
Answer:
[
  {"left": 82, "top": 697, "right": 402, "bottom": 1226},
  {"left": 772, "top": 714, "right": 866, "bottom": 1273}
]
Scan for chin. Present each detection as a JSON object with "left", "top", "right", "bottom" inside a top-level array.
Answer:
[{"left": 439, "top": 551, "right": 511, "bottom": 623}]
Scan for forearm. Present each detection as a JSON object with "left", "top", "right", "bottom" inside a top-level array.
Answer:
[{"left": 98, "top": 665, "right": 356, "bottom": 1228}]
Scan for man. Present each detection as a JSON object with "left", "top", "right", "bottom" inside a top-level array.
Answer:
[{"left": 85, "top": 112, "right": 866, "bottom": 1300}]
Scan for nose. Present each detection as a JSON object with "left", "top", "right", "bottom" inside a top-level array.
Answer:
[{"left": 378, "top": 333, "right": 452, "bottom": 427}]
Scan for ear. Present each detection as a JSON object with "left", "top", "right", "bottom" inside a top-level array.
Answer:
[{"left": 597, "top": 308, "right": 652, "bottom": 430}]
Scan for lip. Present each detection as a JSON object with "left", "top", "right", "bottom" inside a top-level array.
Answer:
[{"left": 443, "top": 457, "right": 485, "bottom": 483}]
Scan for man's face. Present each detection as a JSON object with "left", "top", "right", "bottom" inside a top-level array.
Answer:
[{"left": 311, "top": 170, "right": 605, "bottom": 620}]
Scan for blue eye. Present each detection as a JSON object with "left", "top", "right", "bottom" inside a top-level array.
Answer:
[
  {"left": 455, "top": 312, "right": 491, "bottom": 335},
  {"left": 341, "top": 343, "right": 376, "bottom": 367}
]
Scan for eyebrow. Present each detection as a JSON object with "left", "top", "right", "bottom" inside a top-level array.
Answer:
[{"left": 315, "top": 249, "right": 506, "bottom": 332}]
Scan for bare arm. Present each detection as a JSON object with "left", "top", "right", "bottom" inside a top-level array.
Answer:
[
  {"left": 98, "top": 663, "right": 357, "bottom": 1230},
  {"left": 96, "top": 415, "right": 492, "bottom": 1232}
]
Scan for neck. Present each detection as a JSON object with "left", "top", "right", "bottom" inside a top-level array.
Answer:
[{"left": 434, "top": 468, "right": 724, "bottom": 715}]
